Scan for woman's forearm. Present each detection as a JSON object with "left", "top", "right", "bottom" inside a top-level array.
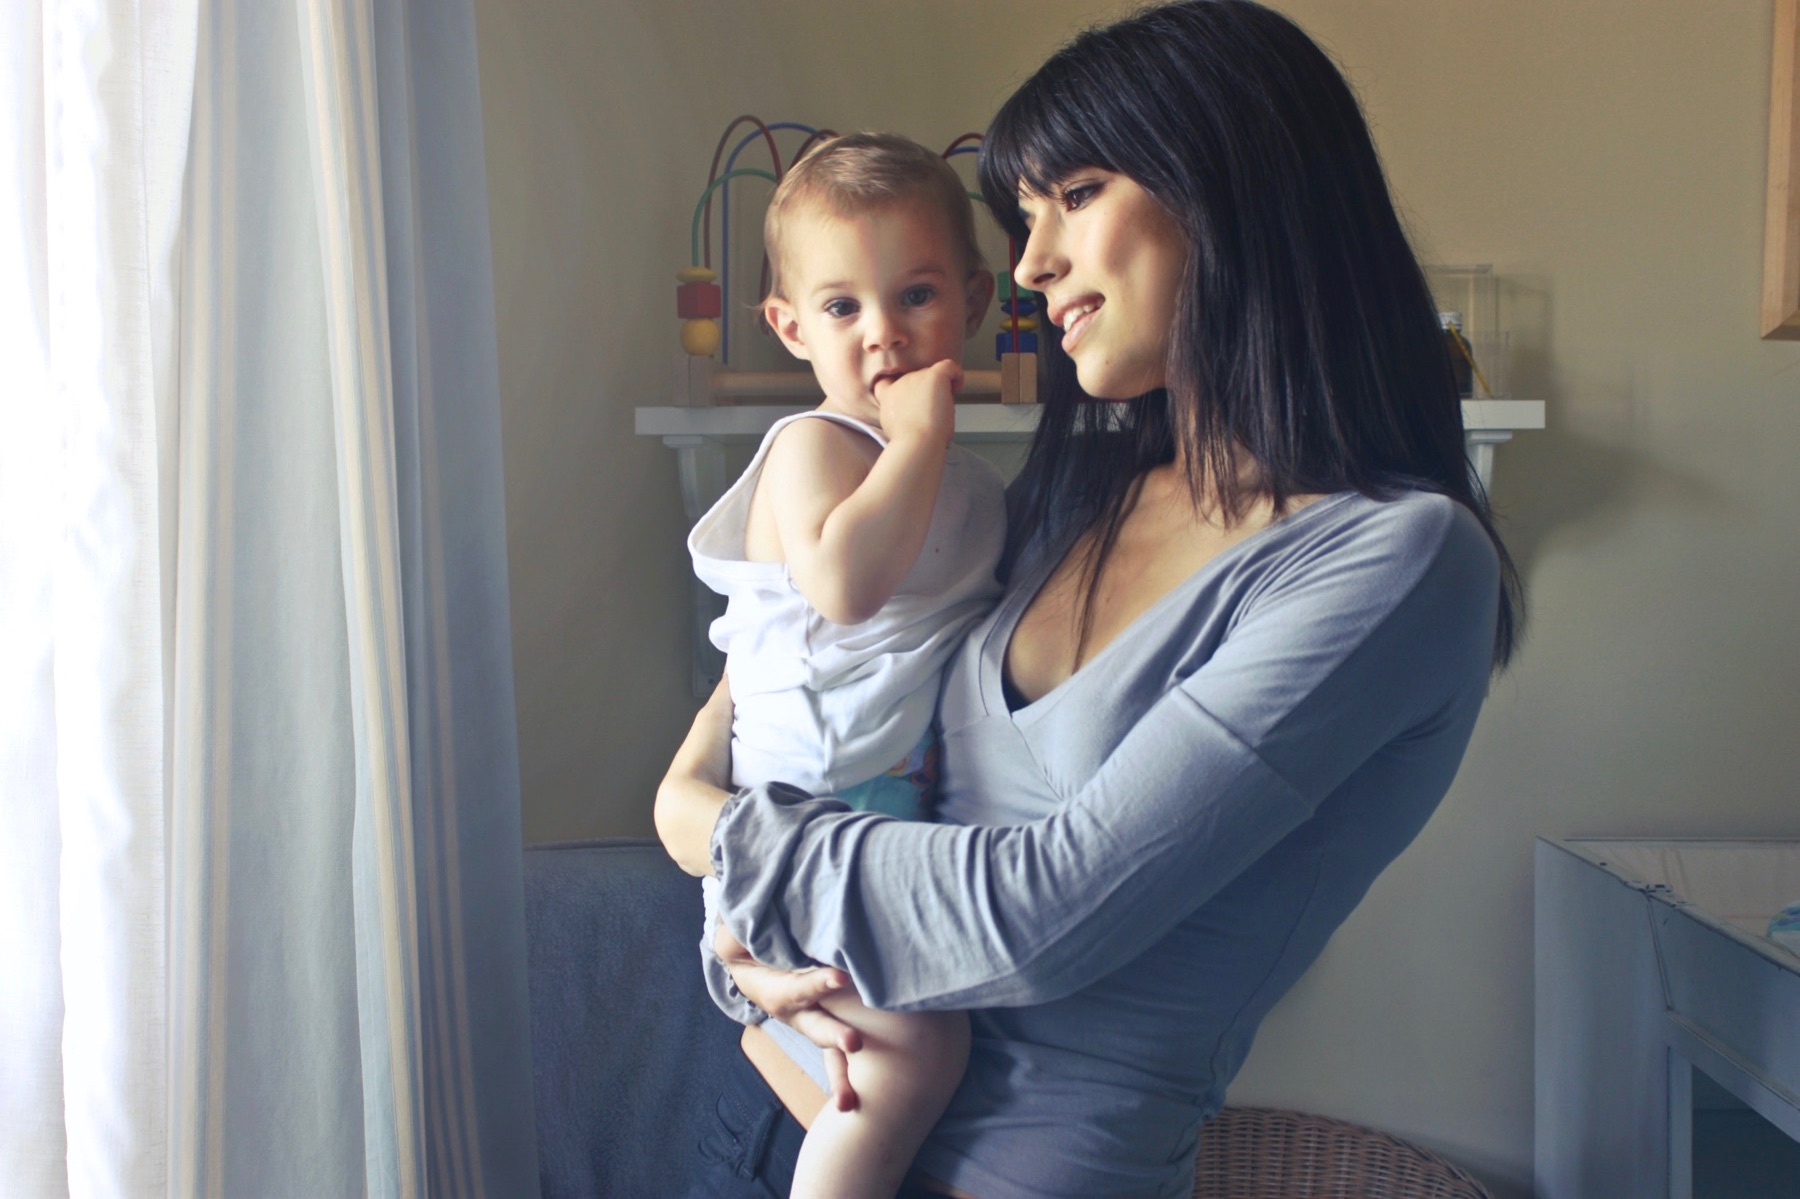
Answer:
[{"left": 655, "top": 676, "right": 735, "bottom": 877}]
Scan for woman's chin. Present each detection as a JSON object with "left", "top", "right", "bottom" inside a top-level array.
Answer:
[
  {"left": 1075, "top": 362, "right": 1162, "bottom": 403},
  {"left": 1073, "top": 364, "right": 1121, "bottom": 401}
]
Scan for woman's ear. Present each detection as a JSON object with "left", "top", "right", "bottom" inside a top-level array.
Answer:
[
  {"left": 963, "top": 270, "right": 997, "bottom": 337},
  {"left": 764, "top": 299, "right": 811, "bottom": 361}
]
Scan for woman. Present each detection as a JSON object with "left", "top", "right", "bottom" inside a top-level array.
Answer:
[{"left": 657, "top": 2, "right": 1522, "bottom": 1196}]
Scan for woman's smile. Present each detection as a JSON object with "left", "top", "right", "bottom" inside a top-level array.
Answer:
[{"left": 1051, "top": 295, "right": 1103, "bottom": 353}]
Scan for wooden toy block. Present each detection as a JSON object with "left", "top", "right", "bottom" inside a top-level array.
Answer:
[
  {"left": 1000, "top": 351, "right": 1038, "bottom": 406},
  {"left": 672, "top": 352, "right": 717, "bottom": 407}
]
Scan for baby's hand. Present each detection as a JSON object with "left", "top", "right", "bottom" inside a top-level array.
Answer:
[{"left": 873, "top": 359, "right": 960, "bottom": 447}]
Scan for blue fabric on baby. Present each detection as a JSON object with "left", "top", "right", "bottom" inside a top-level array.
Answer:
[{"left": 838, "top": 728, "right": 938, "bottom": 821}]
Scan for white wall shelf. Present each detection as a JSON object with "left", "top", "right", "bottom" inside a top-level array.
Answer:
[
  {"left": 638, "top": 399, "right": 1541, "bottom": 520},
  {"left": 637, "top": 399, "right": 1544, "bottom": 693}
]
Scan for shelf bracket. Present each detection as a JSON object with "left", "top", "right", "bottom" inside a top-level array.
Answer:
[{"left": 1465, "top": 429, "right": 1513, "bottom": 494}]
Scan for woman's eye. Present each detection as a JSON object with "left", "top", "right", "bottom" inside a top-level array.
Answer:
[
  {"left": 823, "top": 299, "right": 857, "bottom": 319},
  {"left": 901, "top": 286, "right": 936, "bottom": 307},
  {"left": 1060, "top": 182, "right": 1099, "bottom": 211}
]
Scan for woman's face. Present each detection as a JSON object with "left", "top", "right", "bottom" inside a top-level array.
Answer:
[{"left": 1013, "top": 170, "right": 1188, "bottom": 400}]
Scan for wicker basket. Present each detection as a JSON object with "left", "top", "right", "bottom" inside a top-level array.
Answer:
[{"left": 1192, "top": 1107, "right": 1493, "bottom": 1199}]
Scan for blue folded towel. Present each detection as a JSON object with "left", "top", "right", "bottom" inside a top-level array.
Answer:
[{"left": 1769, "top": 901, "right": 1800, "bottom": 953}]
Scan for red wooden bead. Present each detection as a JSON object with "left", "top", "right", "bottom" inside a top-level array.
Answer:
[{"left": 677, "top": 281, "right": 722, "bottom": 319}]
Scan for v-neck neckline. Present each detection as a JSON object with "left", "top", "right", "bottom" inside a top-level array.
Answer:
[{"left": 985, "top": 490, "right": 1355, "bottom": 722}]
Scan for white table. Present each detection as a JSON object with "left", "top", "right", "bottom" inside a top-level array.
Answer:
[{"left": 1536, "top": 838, "right": 1800, "bottom": 1198}]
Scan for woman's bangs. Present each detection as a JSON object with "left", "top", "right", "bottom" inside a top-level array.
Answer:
[{"left": 978, "top": 66, "right": 1116, "bottom": 244}]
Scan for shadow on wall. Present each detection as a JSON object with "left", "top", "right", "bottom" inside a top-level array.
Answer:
[{"left": 1486, "top": 275, "right": 1727, "bottom": 589}]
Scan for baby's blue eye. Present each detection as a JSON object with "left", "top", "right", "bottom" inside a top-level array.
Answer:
[
  {"left": 823, "top": 299, "right": 857, "bottom": 319},
  {"left": 901, "top": 285, "right": 936, "bottom": 307}
]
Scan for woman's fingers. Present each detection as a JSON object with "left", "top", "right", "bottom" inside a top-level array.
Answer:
[
  {"left": 822, "top": 1047, "right": 858, "bottom": 1112},
  {"left": 733, "top": 961, "right": 858, "bottom": 1042},
  {"left": 714, "top": 922, "right": 867, "bottom": 1093},
  {"left": 776, "top": 997, "right": 864, "bottom": 1057},
  {"left": 748, "top": 961, "right": 840, "bottom": 1017}
]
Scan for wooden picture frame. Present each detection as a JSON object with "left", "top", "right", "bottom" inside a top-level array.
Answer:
[{"left": 1764, "top": 0, "right": 1800, "bottom": 339}]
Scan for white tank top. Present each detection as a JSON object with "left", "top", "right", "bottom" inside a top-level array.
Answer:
[{"left": 687, "top": 409, "right": 1006, "bottom": 794}]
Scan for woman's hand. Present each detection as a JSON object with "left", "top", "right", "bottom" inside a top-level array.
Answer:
[
  {"left": 715, "top": 921, "right": 865, "bottom": 1111},
  {"left": 654, "top": 675, "right": 735, "bottom": 877}
]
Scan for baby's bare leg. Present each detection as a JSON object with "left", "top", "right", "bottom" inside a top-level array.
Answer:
[{"left": 788, "top": 992, "right": 969, "bottom": 1199}]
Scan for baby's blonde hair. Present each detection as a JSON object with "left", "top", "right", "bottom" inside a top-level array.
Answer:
[{"left": 763, "top": 132, "right": 987, "bottom": 301}]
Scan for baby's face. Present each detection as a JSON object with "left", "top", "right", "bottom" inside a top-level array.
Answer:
[{"left": 765, "top": 199, "right": 983, "bottom": 416}]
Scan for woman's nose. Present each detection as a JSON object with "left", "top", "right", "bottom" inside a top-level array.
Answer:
[{"left": 1013, "top": 225, "right": 1061, "bottom": 292}]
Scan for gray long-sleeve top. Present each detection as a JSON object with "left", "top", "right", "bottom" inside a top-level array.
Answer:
[{"left": 710, "top": 489, "right": 1501, "bottom": 1199}]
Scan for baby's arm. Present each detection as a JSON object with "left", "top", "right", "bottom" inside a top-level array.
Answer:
[
  {"left": 654, "top": 675, "right": 733, "bottom": 878},
  {"left": 761, "top": 362, "right": 958, "bottom": 625}
]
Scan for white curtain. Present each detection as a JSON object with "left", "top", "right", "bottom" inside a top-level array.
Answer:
[
  {"left": 1, "top": 1, "right": 539, "bottom": 1195},
  {"left": 1, "top": 4, "right": 187, "bottom": 1194}
]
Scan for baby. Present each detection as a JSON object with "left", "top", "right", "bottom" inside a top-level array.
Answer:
[{"left": 685, "top": 133, "right": 1005, "bottom": 1198}]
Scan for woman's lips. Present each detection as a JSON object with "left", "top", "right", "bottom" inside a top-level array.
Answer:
[{"left": 1061, "top": 302, "right": 1100, "bottom": 353}]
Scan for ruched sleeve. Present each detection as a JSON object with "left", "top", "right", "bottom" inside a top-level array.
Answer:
[{"left": 709, "top": 494, "right": 1499, "bottom": 1011}]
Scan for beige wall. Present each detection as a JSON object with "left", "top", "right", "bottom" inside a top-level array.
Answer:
[{"left": 474, "top": 1, "right": 1800, "bottom": 1192}]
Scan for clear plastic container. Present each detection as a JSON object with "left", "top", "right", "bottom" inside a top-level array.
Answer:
[{"left": 1425, "top": 264, "right": 1510, "bottom": 399}]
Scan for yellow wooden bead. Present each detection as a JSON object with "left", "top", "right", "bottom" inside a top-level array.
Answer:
[
  {"left": 681, "top": 318, "right": 722, "bottom": 356},
  {"left": 1001, "top": 316, "right": 1040, "bottom": 333},
  {"left": 677, "top": 266, "right": 718, "bottom": 284}
]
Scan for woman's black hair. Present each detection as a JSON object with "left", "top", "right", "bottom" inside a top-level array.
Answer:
[{"left": 978, "top": 0, "right": 1521, "bottom": 668}]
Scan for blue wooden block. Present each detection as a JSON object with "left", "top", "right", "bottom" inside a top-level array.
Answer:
[{"left": 995, "top": 330, "right": 1038, "bottom": 356}]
